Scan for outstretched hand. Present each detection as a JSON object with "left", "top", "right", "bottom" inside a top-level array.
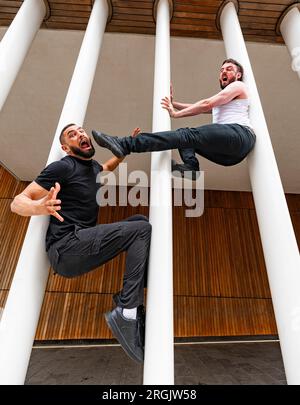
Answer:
[
  {"left": 38, "top": 182, "right": 64, "bottom": 222},
  {"left": 161, "top": 96, "right": 177, "bottom": 117},
  {"left": 131, "top": 127, "right": 141, "bottom": 137}
]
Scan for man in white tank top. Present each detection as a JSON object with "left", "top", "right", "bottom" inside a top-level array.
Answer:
[
  {"left": 92, "top": 59, "right": 256, "bottom": 180},
  {"left": 167, "top": 58, "right": 255, "bottom": 178}
]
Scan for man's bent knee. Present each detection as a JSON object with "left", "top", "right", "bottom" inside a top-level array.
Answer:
[
  {"left": 124, "top": 214, "right": 149, "bottom": 223},
  {"left": 143, "top": 221, "right": 152, "bottom": 233},
  {"left": 129, "top": 219, "right": 152, "bottom": 235}
]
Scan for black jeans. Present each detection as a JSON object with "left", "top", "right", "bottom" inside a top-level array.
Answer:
[
  {"left": 120, "top": 123, "right": 256, "bottom": 168},
  {"left": 47, "top": 215, "right": 152, "bottom": 309}
]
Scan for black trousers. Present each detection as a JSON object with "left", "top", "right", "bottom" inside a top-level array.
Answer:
[
  {"left": 47, "top": 215, "right": 152, "bottom": 309},
  {"left": 120, "top": 123, "right": 256, "bottom": 167}
]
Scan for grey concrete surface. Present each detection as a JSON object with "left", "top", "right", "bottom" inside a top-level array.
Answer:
[{"left": 25, "top": 341, "right": 286, "bottom": 385}]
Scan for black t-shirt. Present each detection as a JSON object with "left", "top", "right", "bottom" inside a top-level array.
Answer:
[{"left": 35, "top": 155, "right": 103, "bottom": 251}]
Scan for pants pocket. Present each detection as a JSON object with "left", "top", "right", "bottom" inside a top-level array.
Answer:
[{"left": 71, "top": 225, "right": 104, "bottom": 256}]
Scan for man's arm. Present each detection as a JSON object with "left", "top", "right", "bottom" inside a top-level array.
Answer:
[
  {"left": 162, "top": 81, "right": 246, "bottom": 118},
  {"left": 101, "top": 127, "right": 140, "bottom": 171},
  {"left": 11, "top": 181, "right": 64, "bottom": 222},
  {"left": 101, "top": 156, "right": 125, "bottom": 172},
  {"left": 172, "top": 100, "right": 211, "bottom": 114},
  {"left": 172, "top": 101, "right": 192, "bottom": 111}
]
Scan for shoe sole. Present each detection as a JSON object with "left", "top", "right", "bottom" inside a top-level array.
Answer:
[
  {"left": 92, "top": 131, "right": 124, "bottom": 158},
  {"left": 171, "top": 160, "right": 200, "bottom": 181},
  {"left": 104, "top": 312, "right": 143, "bottom": 363},
  {"left": 172, "top": 170, "right": 200, "bottom": 181}
]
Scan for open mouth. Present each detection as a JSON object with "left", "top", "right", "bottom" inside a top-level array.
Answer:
[{"left": 79, "top": 139, "right": 91, "bottom": 150}]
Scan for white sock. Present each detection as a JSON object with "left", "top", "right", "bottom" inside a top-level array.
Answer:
[{"left": 122, "top": 307, "right": 137, "bottom": 320}]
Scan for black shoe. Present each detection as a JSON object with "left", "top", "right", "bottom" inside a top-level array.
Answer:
[
  {"left": 105, "top": 307, "right": 144, "bottom": 363},
  {"left": 92, "top": 130, "right": 126, "bottom": 158},
  {"left": 171, "top": 159, "right": 200, "bottom": 181}
]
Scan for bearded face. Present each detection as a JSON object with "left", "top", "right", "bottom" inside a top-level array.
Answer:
[
  {"left": 69, "top": 142, "right": 95, "bottom": 159},
  {"left": 219, "top": 63, "right": 241, "bottom": 89},
  {"left": 62, "top": 125, "right": 95, "bottom": 160}
]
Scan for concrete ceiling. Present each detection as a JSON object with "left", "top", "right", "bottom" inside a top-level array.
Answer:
[{"left": 0, "top": 28, "right": 299, "bottom": 192}]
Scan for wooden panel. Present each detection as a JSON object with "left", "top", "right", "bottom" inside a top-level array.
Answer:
[
  {"left": 205, "top": 189, "right": 255, "bottom": 209},
  {"left": 286, "top": 194, "right": 300, "bottom": 212},
  {"left": 0, "top": 200, "right": 29, "bottom": 290},
  {"left": 0, "top": 167, "right": 30, "bottom": 291},
  {"left": 0, "top": 1, "right": 295, "bottom": 44},
  {"left": 35, "top": 293, "right": 277, "bottom": 340},
  {"left": 174, "top": 296, "right": 277, "bottom": 337},
  {"left": 0, "top": 166, "right": 28, "bottom": 198},
  {"left": 0, "top": 166, "right": 18, "bottom": 198},
  {"left": 173, "top": 206, "right": 270, "bottom": 298},
  {"left": 35, "top": 292, "right": 114, "bottom": 340},
  {"left": 0, "top": 289, "right": 8, "bottom": 309},
  {"left": 173, "top": 206, "right": 222, "bottom": 297},
  {"left": 222, "top": 209, "right": 270, "bottom": 297}
]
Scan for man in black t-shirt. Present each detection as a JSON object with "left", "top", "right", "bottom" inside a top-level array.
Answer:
[{"left": 11, "top": 123, "right": 151, "bottom": 363}]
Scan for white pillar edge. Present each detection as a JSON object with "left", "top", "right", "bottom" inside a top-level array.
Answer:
[
  {"left": 0, "top": 0, "right": 109, "bottom": 385},
  {"left": 0, "top": 0, "right": 47, "bottom": 111},
  {"left": 220, "top": 2, "right": 300, "bottom": 385},
  {"left": 143, "top": 0, "right": 174, "bottom": 385}
]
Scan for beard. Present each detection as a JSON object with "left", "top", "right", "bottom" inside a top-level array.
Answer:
[
  {"left": 219, "top": 76, "right": 237, "bottom": 90},
  {"left": 69, "top": 143, "right": 95, "bottom": 159}
]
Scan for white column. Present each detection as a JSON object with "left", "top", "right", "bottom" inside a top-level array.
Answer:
[
  {"left": 220, "top": 2, "right": 300, "bottom": 385},
  {"left": 0, "top": 0, "right": 48, "bottom": 111},
  {"left": 280, "top": 6, "right": 300, "bottom": 80},
  {"left": 143, "top": 0, "right": 174, "bottom": 385},
  {"left": 0, "top": 0, "right": 109, "bottom": 385}
]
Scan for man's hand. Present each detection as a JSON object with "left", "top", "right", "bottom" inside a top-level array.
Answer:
[
  {"left": 170, "top": 82, "right": 174, "bottom": 103},
  {"left": 161, "top": 96, "right": 177, "bottom": 118},
  {"left": 36, "top": 182, "right": 64, "bottom": 222},
  {"left": 131, "top": 127, "right": 141, "bottom": 137}
]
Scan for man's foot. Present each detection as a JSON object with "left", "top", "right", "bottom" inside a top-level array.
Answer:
[
  {"left": 92, "top": 130, "right": 126, "bottom": 158},
  {"left": 171, "top": 159, "right": 200, "bottom": 181},
  {"left": 105, "top": 306, "right": 144, "bottom": 363}
]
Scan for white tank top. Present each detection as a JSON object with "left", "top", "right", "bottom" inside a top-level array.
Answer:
[{"left": 212, "top": 98, "right": 251, "bottom": 127}]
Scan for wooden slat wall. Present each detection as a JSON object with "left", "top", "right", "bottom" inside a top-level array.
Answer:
[
  {"left": 0, "top": 166, "right": 29, "bottom": 295},
  {"left": 0, "top": 1, "right": 297, "bottom": 44},
  {"left": 2, "top": 164, "right": 300, "bottom": 339}
]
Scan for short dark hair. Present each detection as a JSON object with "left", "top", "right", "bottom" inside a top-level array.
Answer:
[
  {"left": 222, "top": 58, "right": 244, "bottom": 81},
  {"left": 59, "top": 123, "right": 76, "bottom": 145}
]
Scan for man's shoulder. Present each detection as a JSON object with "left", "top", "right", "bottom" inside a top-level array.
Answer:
[
  {"left": 35, "top": 156, "right": 74, "bottom": 189},
  {"left": 61, "top": 155, "right": 75, "bottom": 165},
  {"left": 226, "top": 81, "right": 249, "bottom": 98},
  {"left": 227, "top": 81, "right": 247, "bottom": 90},
  {"left": 45, "top": 156, "right": 74, "bottom": 174}
]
